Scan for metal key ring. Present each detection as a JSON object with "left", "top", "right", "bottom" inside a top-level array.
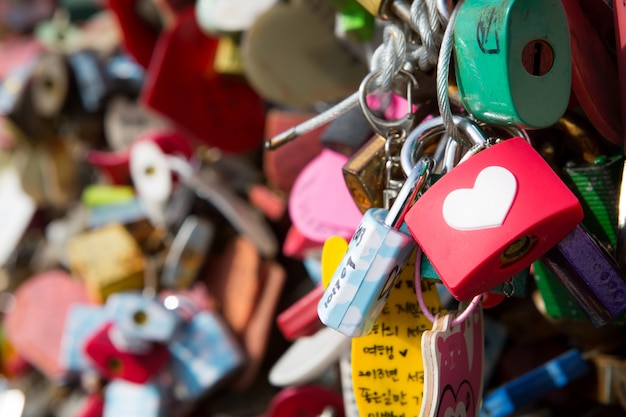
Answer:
[
  {"left": 401, "top": 115, "right": 487, "bottom": 176},
  {"left": 358, "top": 68, "right": 419, "bottom": 139}
]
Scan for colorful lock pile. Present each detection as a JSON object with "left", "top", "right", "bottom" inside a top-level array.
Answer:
[{"left": 1, "top": 1, "right": 626, "bottom": 417}]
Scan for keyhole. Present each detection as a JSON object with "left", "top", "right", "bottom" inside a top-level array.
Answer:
[
  {"left": 500, "top": 235, "right": 537, "bottom": 267},
  {"left": 107, "top": 357, "right": 123, "bottom": 373},
  {"left": 133, "top": 310, "right": 148, "bottom": 325},
  {"left": 521, "top": 40, "right": 554, "bottom": 76},
  {"left": 44, "top": 77, "right": 55, "bottom": 91}
]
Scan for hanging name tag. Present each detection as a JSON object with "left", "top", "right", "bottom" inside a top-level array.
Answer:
[
  {"left": 419, "top": 306, "right": 484, "bottom": 417},
  {"left": 351, "top": 252, "right": 444, "bottom": 417}
]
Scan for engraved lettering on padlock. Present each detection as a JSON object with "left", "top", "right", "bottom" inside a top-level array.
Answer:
[
  {"left": 318, "top": 156, "right": 433, "bottom": 337},
  {"left": 476, "top": 8, "right": 500, "bottom": 54},
  {"left": 323, "top": 255, "right": 356, "bottom": 309}
]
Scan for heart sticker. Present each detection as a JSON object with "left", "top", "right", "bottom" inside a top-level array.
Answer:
[{"left": 442, "top": 166, "right": 517, "bottom": 231}]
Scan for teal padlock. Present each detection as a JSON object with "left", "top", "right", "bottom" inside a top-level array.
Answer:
[{"left": 454, "top": 0, "right": 571, "bottom": 128}]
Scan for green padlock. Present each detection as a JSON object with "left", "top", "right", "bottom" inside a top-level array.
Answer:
[
  {"left": 454, "top": 0, "right": 571, "bottom": 128},
  {"left": 328, "top": 0, "right": 375, "bottom": 42},
  {"left": 551, "top": 112, "right": 623, "bottom": 251},
  {"left": 563, "top": 155, "right": 623, "bottom": 250},
  {"left": 534, "top": 260, "right": 626, "bottom": 325}
]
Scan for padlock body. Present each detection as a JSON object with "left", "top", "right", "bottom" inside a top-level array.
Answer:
[
  {"left": 105, "top": 293, "right": 181, "bottom": 343},
  {"left": 317, "top": 208, "right": 416, "bottom": 337},
  {"left": 60, "top": 304, "right": 109, "bottom": 373},
  {"left": 406, "top": 137, "right": 582, "bottom": 301},
  {"left": 454, "top": 0, "right": 571, "bottom": 128},
  {"left": 541, "top": 225, "right": 626, "bottom": 327},
  {"left": 84, "top": 322, "right": 170, "bottom": 384},
  {"left": 168, "top": 311, "right": 244, "bottom": 402}
]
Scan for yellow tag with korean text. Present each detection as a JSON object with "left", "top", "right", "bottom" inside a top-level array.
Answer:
[{"left": 351, "top": 252, "right": 444, "bottom": 417}]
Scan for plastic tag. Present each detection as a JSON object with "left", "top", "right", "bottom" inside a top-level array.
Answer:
[
  {"left": 351, "top": 253, "right": 444, "bottom": 417},
  {"left": 289, "top": 149, "right": 362, "bottom": 243},
  {"left": 268, "top": 326, "right": 349, "bottom": 387},
  {"left": 3, "top": 270, "right": 89, "bottom": 379},
  {"left": 420, "top": 307, "right": 484, "bottom": 417}
]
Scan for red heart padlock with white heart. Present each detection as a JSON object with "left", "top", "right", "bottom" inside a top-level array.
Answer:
[{"left": 405, "top": 118, "right": 583, "bottom": 301}]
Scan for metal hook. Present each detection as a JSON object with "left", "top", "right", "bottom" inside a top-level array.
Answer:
[{"left": 358, "top": 68, "right": 418, "bottom": 139}]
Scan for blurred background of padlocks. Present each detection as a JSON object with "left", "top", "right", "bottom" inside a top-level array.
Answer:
[{"left": 2, "top": 0, "right": 626, "bottom": 416}]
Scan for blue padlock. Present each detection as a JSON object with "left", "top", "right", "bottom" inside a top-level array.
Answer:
[
  {"left": 167, "top": 310, "right": 245, "bottom": 402},
  {"left": 103, "top": 380, "right": 168, "bottom": 417},
  {"left": 105, "top": 292, "right": 182, "bottom": 343},
  {"left": 317, "top": 156, "right": 434, "bottom": 337},
  {"left": 60, "top": 304, "right": 109, "bottom": 373}
]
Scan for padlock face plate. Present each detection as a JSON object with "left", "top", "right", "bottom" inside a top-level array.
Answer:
[
  {"left": 406, "top": 138, "right": 582, "bottom": 301},
  {"left": 317, "top": 208, "right": 416, "bottom": 337},
  {"left": 454, "top": 0, "right": 571, "bottom": 128}
]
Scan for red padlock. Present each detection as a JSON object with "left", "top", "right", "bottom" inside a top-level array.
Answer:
[
  {"left": 140, "top": 7, "right": 266, "bottom": 153},
  {"left": 84, "top": 322, "right": 170, "bottom": 384},
  {"left": 405, "top": 119, "right": 583, "bottom": 301},
  {"left": 106, "top": 0, "right": 160, "bottom": 69}
]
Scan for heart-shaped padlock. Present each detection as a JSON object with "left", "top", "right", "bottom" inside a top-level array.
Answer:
[{"left": 405, "top": 118, "right": 583, "bottom": 301}]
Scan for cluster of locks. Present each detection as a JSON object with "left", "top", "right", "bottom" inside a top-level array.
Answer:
[{"left": 1, "top": 0, "right": 626, "bottom": 416}]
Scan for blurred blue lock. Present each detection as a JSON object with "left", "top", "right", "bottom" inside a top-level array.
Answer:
[
  {"left": 168, "top": 311, "right": 245, "bottom": 403},
  {"left": 59, "top": 304, "right": 109, "bottom": 373},
  {"left": 106, "top": 292, "right": 182, "bottom": 343}
]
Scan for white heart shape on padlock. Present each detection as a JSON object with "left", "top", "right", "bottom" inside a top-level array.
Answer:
[{"left": 442, "top": 166, "right": 517, "bottom": 231}]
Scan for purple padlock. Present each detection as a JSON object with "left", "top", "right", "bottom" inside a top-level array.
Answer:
[{"left": 541, "top": 224, "right": 626, "bottom": 327}]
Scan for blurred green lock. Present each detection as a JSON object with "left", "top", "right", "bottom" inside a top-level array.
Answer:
[
  {"left": 453, "top": 0, "right": 571, "bottom": 128},
  {"left": 328, "top": 0, "right": 375, "bottom": 42}
]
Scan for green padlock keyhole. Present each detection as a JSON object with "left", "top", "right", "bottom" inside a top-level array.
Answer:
[{"left": 454, "top": 0, "right": 571, "bottom": 128}]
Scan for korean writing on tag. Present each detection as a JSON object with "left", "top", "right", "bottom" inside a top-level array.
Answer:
[{"left": 351, "top": 252, "right": 444, "bottom": 417}]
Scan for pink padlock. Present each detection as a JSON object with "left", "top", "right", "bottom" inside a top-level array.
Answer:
[{"left": 405, "top": 118, "right": 583, "bottom": 301}]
